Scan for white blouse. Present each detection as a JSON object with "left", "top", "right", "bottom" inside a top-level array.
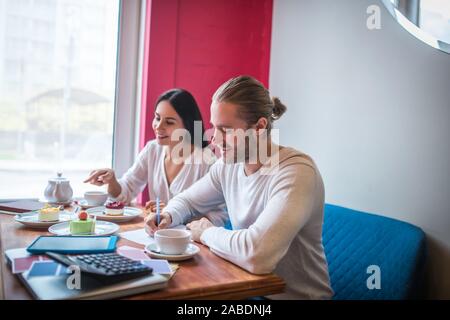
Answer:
[{"left": 115, "top": 139, "right": 228, "bottom": 226}]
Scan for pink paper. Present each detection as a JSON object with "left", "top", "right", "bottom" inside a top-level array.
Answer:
[{"left": 117, "top": 245, "right": 151, "bottom": 261}]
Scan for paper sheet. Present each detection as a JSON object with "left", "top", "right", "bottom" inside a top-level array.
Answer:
[{"left": 117, "top": 245, "right": 152, "bottom": 261}]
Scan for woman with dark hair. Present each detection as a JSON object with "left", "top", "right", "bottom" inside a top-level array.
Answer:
[
  {"left": 84, "top": 89, "right": 228, "bottom": 226},
  {"left": 156, "top": 89, "right": 210, "bottom": 149}
]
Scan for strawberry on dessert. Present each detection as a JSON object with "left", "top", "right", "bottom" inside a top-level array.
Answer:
[
  {"left": 79, "top": 211, "right": 88, "bottom": 220},
  {"left": 105, "top": 201, "right": 125, "bottom": 216}
]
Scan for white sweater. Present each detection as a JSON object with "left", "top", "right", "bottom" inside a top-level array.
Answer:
[
  {"left": 164, "top": 146, "right": 333, "bottom": 299},
  {"left": 115, "top": 140, "right": 228, "bottom": 227}
]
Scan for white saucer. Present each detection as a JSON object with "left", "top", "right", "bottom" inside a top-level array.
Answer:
[
  {"left": 144, "top": 243, "right": 200, "bottom": 261},
  {"left": 39, "top": 198, "right": 73, "bottom": 206},
  {"left": 73, "top": 199, "right": 100, "bottom": 209},
  {"left": 15, "top": 211, "right": 73, "bottom": 228},
  {"left": 86, "top": 206, "right": 142, "bottom": 223},
  {"left": 48, "top": 220, "right": 120, "bottom": 236}
]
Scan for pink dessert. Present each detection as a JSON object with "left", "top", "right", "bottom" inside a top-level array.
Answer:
[{"left": 105, "top": 201, "right": 125, "bottom": 216}]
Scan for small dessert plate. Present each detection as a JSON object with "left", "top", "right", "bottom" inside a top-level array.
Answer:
[
  {"left": 15, "top": 211, "right": 73, "bottom": 229},
  {"left": 48, "top": 220, "right": 120, "bottom": 236},
  {"left": 86, "top": 206, "right": 142, "bottom": 223},
  {"left": 74, "top": 199, "right": 99, "bottom": 209},
  {"left": 38, "top": 198, "right": 73, "bottom": 207},
  {"left": 144, "top": 243, "right": 200, "bottom": 261}
]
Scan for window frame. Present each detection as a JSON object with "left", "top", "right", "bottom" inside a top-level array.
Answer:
[{"left": 112, "top": 0, "right": 146, "bottom": 177}]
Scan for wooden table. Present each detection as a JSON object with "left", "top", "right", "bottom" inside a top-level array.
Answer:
[{"left": 0, "top": 210, "right": 285, "bottom": 300}]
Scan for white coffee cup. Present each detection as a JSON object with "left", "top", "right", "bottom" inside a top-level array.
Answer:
[
  {"left": 154, "top": 229, "right": 191, "bottom": 255},
  {"left": 84, "top": 191, "right": 108, "bottom": 206}
]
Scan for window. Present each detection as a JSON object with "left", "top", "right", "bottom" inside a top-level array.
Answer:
[
  {"left": 0, "top": 0, "right": 124, "bottom": 199},
  {"left": 420, "top": 0, "right": 450, "bottom": 44}
]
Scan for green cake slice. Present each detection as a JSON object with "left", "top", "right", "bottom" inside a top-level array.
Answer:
[{"left": 69, "top": 218, "right": 95, "bottom": 235}]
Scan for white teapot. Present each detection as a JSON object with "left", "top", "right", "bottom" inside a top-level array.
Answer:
[{"left": 44, "top": 172, "right": 73, "bottom": 203}]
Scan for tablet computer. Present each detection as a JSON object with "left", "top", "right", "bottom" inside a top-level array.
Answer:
[{"left": 27, "top": 235, "right": 118, "bottom": 254}]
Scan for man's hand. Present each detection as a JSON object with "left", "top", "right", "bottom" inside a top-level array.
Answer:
[
  {"left": 144, "top": 211, "right": 172, "bottom": 236},
  {"left": 186, "top": 217, "right": 214, "bottom": 242}
]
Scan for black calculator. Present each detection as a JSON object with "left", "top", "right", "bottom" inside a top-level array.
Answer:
[{"left": 46, "top": 251, "right": 153, "bottom": 282}]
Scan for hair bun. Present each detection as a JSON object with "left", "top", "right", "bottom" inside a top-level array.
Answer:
[{"left": 271, "top": 97, "right": 287, "bottom": 120}]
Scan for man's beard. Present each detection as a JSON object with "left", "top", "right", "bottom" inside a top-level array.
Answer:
[{"left": 221, "top": 133, "right": 259, "bottom": 164}]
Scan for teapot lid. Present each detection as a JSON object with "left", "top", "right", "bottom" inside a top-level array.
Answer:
[{"left": 49, "top": 172, "right": 69, "bottom": 182}]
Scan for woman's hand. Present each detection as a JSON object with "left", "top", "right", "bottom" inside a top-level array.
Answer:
[
  {"left": 83, "top": 168, "right": 121, "bottom": 198},
  {"left": 144, "top": 211, "right": 172, "bottom": 236},
  {"left": 84, "top": 168, "right": 116, "bottom": 186},
  {"left": 144, "top": 200, "right": 166, "bottom": 215}
]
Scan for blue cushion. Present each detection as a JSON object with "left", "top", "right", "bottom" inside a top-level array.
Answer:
[
  {"left": 224, "top": 219, "right": 233, "bottom": 231},
  {"left": 323, "top": 204, "right": 426, "bottom": 300}
]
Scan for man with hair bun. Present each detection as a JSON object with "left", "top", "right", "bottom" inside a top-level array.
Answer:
[{"left": 146, "top": 76, "right": 333, "bottom": 300}]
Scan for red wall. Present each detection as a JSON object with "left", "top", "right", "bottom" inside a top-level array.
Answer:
[
  {"left": 139, "top": 0, "right": 273, "bottom": 203},
  {"left": 140, "top": 0, "right": 273, "bottom": 146}
]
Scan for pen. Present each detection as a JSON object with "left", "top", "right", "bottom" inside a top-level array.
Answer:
[{"left": 156, "top": 196, "right": 160, "bottom": 226}]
